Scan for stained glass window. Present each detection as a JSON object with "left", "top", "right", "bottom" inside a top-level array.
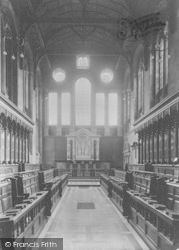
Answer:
[
  {"left": 109, "top": 93, "right": 118, "bottom": 126},
  {"left": 96, "top": 93, "right": 105, "bottom": 125},
  {"left": 61, "top": 93, "right": 71, "bottom": 125},
  {"left": 48, "top": 93, "right": 58, "bottom": 125},
  {"left": 75, "top": 78, "right": 91, "bottom": 125}
]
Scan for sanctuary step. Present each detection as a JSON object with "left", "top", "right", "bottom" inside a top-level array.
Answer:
[
  {"left": 68, "top": 176, "right": 100, "bottom": 179},
  {"left": 68, "top": 178, "right": 100, "bottom": 186}
]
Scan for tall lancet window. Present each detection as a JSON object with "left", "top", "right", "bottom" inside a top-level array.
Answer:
[
  {"left": 153, "top": 22, "right": 169, "bottom": 104},
  {"left": 48, "top": 93, "right": 58, "bottom": 125},
  {"left": 61, "top": 93, "right": 71, "bottom": 125},
  {"left": 75, "top": 78, "right": 91, "bottom": 125},
  {"left": 23, "top": 59, "right": 30, "bottom": 115},
  {"left": 96, "top": 93, "right": 105, "bottom": 125},
  {"left": 159, "top": 38, "right": 164, "bottom": 91},
  {"left": 137, "top": 59, "right": 144, "bottom": 118},
  {"left": 109, "top": 93, "right": 118, "bottom": 126}
]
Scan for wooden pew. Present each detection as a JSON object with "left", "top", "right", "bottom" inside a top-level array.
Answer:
[
  {"left": 0, "top": 178, "right": 13, "bottom": 217},
  {"left": 0, "top": 172, "right": 48, "bottom": 247},
  {"left": 38, "top": 169, "right": 68, "bottom": 211},
  {"left": 60, "top": 174, "right": 68, "bottom": 195},
  {"left": 100, "top": 174, "right": 109, "bottom": 195},
  {"left": 100, "top": 173, "right": 129, "bottom": 215},
  {"left": 110, "top": 180, "right": 128, "bottom": 215},
  {"left": 128, "top": 164, "right": 146, "bottom": 172},
  {"left": 114, "top": 169, "right": 126, "bottom": 182},
  {"left": 153, "top": 164, "right": 179, "bottom": 179},
  {"left": 104, "top": 166, "right": 179, "bottom": 250},
  {"left": 127, "top": 186, "right": 179, "bottom": 250},
  {"left": 132, "top": 171, "right": 152, "bottom": 195},
  {"left": 124, "top": 168, "right": 179, "bottom": 250}
]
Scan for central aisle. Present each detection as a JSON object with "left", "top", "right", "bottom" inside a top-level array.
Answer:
[{"left": 39, "top": 187, "right": 150, "bottom": 250}]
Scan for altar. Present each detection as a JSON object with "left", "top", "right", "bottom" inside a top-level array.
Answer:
[{"left": 55, "top": 160, "right": 110, "bottom": 177}]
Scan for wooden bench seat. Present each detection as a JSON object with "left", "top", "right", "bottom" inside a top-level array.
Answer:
[
  {"left": 38, "top": 169, "right": 68, "bottom": 210},
  {"left": 0, "top": 171, "right": 49, "bottom": 242},
  {"left": 0, "top": 179, "right": 13, "bottom": 216}
]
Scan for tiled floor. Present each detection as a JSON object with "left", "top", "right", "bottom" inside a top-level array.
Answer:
[{"left": 39, "top": 187, "right": 150, "bottom": 250}]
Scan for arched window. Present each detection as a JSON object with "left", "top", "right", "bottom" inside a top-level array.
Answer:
[
  {"left": 1, "top": 15, "right": 17, "bottom": 105},
  {"left": 155, "top": 37, "right": 165, "bottom": 102},
  {"left": 23, "top": 58, "right": 30, "bottom": 115},
  {"left": 22, "top": 44, "right": 33, "bottom": 118},
  {"left": 159, "top": 38, "right": 164, "bottom": 91},
  {"left": 96, "top": 93, "right": 105, "bottom": 125},
  {"left": 152, "top": 23, "right": 168, "bottom": 105},
  {"left": 109, "top": 93, "right": 118, "bottom": 126},
  {"left": 137, "top": 59, "right": 144, "bottom": 118},
  {"left": 1, "top": 17, "right": 5, "bottom": 95},
  {"left": 75, "top": 78, "right": 91, "bottom": 125},
  {"left": 48, "top": 93, "right": 58, "bottom": 125},
  {"left": 61, "top": 93, "right": 71, "bottom": 125}
]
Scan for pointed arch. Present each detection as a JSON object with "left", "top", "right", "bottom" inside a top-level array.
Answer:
[{"left": 75, "top": 78, "right": 91, "bottom": 126}]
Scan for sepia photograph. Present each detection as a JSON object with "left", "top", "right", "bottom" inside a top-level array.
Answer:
[{"left": 0, "top": 0, "right": 178, "bottom": 249}]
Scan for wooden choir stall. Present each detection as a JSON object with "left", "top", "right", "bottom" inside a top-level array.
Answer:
[
  {"left": 100, "top": 164, "right": 179, "bottom": 250},
  {"left": 0, "top": 164, "right": 68, "bottom": 250}
]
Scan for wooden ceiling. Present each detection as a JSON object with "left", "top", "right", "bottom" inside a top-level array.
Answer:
[
  {"left": 12, "top": 0, "right": 167, "bottom": 78},
  {"left": 16, "top": 0, "right": 134, "bottom": 56}
]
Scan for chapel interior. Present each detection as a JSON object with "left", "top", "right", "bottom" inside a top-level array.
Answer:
[{"left": 0, "top": 0, "right": 179, "bottom": 250}]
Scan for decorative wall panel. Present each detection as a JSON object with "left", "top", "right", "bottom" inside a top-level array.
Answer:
[{"left": 67, "top": 129, "right": 99, "bottom": 161}]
